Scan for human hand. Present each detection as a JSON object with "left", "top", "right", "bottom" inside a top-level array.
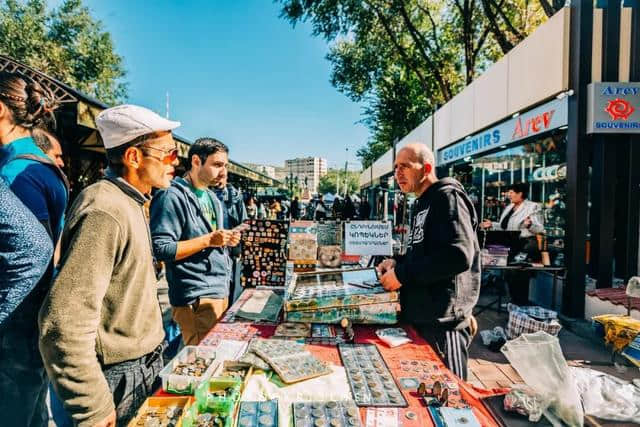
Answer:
[
  {"left": 208, "top": 230, "right": 232, "bottom": 247},
  {"left": 95, "top": 410, "right": 116, "bottom": 427},
  {"left": 228, "top": 231, "right": 241, "bottom": 247},
  {"left": 480, "top": 219, "right": 492, "bottom": 229},
  {"left": 376, "top": 258, "right": 396, "bottom": 275},
  {"left": 380, "top": 268, "right": 402, "bottom": 291}
]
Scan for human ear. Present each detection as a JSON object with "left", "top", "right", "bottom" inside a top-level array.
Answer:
[
  {"left": 124, "top": 146, "right": 143, "bottom": 169},
  {"left": 424, "top": 163, "right": 432, "bottom": 174}
]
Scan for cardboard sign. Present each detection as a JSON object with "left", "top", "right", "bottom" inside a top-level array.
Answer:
[{"left": 344, "top": 221, "right": 392, "bottom": 256}]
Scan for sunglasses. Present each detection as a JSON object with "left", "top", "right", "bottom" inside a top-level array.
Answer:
[{"left": 140, "top": 145, "right": 178, "bottom": 164}]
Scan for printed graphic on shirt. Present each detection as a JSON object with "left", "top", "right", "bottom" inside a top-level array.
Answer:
[{"left": 411, "top": 208, "right": 429, "bottom": 245}]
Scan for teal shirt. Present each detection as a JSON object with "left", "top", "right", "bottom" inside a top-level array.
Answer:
[{"left": 190, "top": 186, "right": 217, "bottom": 231}]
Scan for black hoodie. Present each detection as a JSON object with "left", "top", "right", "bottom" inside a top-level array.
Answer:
[{"left": 394, "top": 178, "right": 480, "bottom": 327}]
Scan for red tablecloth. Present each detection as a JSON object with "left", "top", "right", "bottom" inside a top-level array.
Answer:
[{"left": 158, "top": 320, "right": 505, "bottom": 426}]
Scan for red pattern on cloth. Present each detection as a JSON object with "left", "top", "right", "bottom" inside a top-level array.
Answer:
[
  {"left": 587, "top": 287, "right": 640, "bottom": 312},
  {"left": 157, "top": 322, "right": 503, "bottom": 426}
]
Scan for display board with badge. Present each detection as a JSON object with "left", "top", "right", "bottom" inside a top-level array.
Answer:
[{"left": 240, "top": 219, "right": 289, "bottom": 287}]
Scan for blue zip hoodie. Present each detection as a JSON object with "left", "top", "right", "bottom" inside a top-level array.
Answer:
[{"left": 150, "top": 176, "right": 231, "bottom": 306}]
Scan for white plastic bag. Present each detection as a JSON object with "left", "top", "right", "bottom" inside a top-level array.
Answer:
[
  {"left": 376, "top": 327, "right": 412, "bottom": 348},
  {"left": 501, "top": 331, "right": 584, "bottom": 427}
]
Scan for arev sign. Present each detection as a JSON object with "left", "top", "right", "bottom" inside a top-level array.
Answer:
[
  {"left": 438, "top": 97, "right": 568, "bottom": 165},
  {"left": 587, "top": 82, "right": 640, "bottom": 134}
]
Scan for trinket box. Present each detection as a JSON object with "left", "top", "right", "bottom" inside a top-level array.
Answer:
[
  {"left": 317, "top": 245, "right": 342, "bottom": 268},
  {"left": 292, "top": 400, "right": 362, "bottom": 427},
  {"left": 159, "top": 346, "right": 217, "bottom": 395},
  {"left": 339, "top": 344, "right": 407, "bottom": 407},
  {"left": 289, "top": 233, "right": 318, "bottom": 261},
  {"left": 128, "top": 397, "right": 192, "bottom": 427},
  {"left": 237, "top": 400, "right": 278, "bottom": 427}
]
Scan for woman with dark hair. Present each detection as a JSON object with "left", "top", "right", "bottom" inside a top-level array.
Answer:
[
  {"left": 480, "top": 182, "right": 544, "bottom": 305},
  {"left": 0, "top": 71, "right": 67, "bottom": 427}
]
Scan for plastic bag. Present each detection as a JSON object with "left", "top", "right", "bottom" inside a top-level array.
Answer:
[
  {"left": 501, "top": 331, "right": 583, "bottom": 427},
  {"left": 480, "top": 327, "right": 507, "bottom": 346},
  {"left": 503, "top": 384, "right": 550, "bottom": 422},
  {"left": 571, "top": 366, "right": 640, "bottom": 422}
]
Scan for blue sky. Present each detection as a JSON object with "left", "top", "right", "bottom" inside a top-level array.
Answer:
[{"left": 79, "top": 0, "right": 368, "bottom": 170}]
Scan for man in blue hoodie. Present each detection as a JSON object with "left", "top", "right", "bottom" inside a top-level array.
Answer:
[{"left": 150, "top": 138, "right": 241, "bottom": 345}]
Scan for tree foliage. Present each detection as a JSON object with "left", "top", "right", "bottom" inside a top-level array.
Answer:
[
  {"left": 0, "top": 0, "right": 127, "bottom": 105},
  {"left": 318, "top": 169, "right": 360, "bottom": 196},
  {"left": 278, "top": 0, "right": 558, "bottom": 168}
]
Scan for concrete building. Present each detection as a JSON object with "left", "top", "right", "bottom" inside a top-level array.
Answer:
[
  {"left": 285, "top": 157, "right": 327, "bottom": 194},
  {"left": 243, "top": 163, "right": 277, "bottom": 179}
]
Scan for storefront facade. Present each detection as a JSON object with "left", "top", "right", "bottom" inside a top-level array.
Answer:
[{"left": 360, "top": 3, "right": 640, "bottom": 318}]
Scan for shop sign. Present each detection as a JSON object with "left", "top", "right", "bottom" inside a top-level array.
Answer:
[
  {"left": 587, "top": 82, "right": 640, "bottom": 134},
  {"left": 344, "top": 221, "right": 392, "bottom": 256},
  {"left": 438, "top": 97, "right": 568, "bottom": 165}
]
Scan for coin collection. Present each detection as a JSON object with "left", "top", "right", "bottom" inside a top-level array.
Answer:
[
  {"left": 251, "top": 338, "right": 332, "bottom": 384},
  {"left": 135, "top": 404, "right": 184, "bottom": 427},
  {"left": 159, "top": 346, "right": 217, "bottom": 394},
  {"left": 292, "top": 401, "right": 362, "bottom": 427},
  {"left": 191, "top": 412, "right": 225, "bottom": 427},
  {"left": 241, "top": 220, "right": 289, "bottom": 287},
  {"left": 171, "top": 355, "right": 213, "bottom": 377},
  {"left": 338, "top": 344, "right": 408, "bottom": 407},
  {"left": 274, "top": 322, "right": 311, "bottom": 337},
  {"left": 316, "top": 221, "right": 342, "bottom": 246},
  {"left": 237, "top": 400, "right": 278, "bottom": 427}
]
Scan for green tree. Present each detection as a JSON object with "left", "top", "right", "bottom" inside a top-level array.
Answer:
[
  {"left": 318, "top": 169, "right": 360, "bottom": 196},
  {"left": 0, "top": 0, "right": 127, "bottom": 104},
  {"left": 278, "top": 0, "right": 552, "bottom": 168}
]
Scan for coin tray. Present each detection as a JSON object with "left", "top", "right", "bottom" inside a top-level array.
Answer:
[
  {"left": 274, "top": 322, "right": 311, "bottom": 337},
  {"left": 159, "top": 346, "right": 217, "bottom": 395},
  {"left": 128, "top": 396, "right": 191, "bottom": 427},
  {"left": 292, "top": 401, "right": 362, "bottom": 427},
  {"left": 338, "top": 344, "right": 408, "bottom": 407},
  {"left": 236, "top": 400, "right": 278, "bottom": 427},
  {"left": 250, "top": 338, "right": 332, "bottom": 384}
]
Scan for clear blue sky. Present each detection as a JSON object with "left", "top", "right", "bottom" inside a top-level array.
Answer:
[{"left": 80, "top": 0, "right": 368, "bottom": 170}]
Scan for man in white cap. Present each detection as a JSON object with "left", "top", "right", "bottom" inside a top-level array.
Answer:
[{"left": 39, "top": 105, "right": 180, "bottom": 427}]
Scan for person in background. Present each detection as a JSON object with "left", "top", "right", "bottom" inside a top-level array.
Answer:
[
  {"left": 39, "top": 104, "right": 179, "bottom": 427},
  {"left": 211, "top": 149, "right": 248, "bottom": 304},
  {"left": 291, "top": 196, "right": 301, "bottom": 220},
  {"left": 246, "top": 196, "right": 258, "bottom": 219},
  {"left": 257, "top": 200, "right": 267, "bottom": 219},
  {"left": 343, "top": 195, "right": 357, "bottom": 219},
  {"left": 270, "top": 198, "right": 282, "bottom": 219},
  {"left": 32, "top": 127, "right": 64, "bottom": 168},
  {"left": 314, "top": 195, "right": 328, "bottom": 220},
  {"left": 377, "top": 143, "right": 480, "bottom": 380},
  {"left": 0, "top": 71, "right": 66, "bottom": 427},
  {"left": 480, "top": 182, "right": 544, "bottom": 305},
  {"left": 332, "top": 196, "right": 343, "bottom": 219},
  {"left": 359, "top": 196, "right": 371, "bottom": 219},
  {"left": 150, "top": 138, "right": 240, "bottom": 346}
]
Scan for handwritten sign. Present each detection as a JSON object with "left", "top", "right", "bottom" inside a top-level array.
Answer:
[{"left": 345, "top": 221, "right": 392, "bottom": 256}]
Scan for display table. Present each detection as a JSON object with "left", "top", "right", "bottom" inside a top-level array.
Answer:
[{"left": 156, "top": 302, "right": 504, "bottom": 426}]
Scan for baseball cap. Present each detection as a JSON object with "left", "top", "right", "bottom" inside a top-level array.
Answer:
[{"left": 96, "top": 104, "right": 181, "bottom": 149}]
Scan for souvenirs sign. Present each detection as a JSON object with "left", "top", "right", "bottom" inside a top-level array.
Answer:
[
  {"left": 587, "top": 82, "right": 640, "bottom": 134},
  {"left": 345, "top": 221, "right": 392, "bottom": 256}
]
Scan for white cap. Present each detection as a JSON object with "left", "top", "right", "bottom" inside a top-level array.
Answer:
[{"left": 96, "top": 104, "right": 181, "bottom": 149}]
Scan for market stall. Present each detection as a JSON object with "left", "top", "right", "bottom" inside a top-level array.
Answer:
[{"left": 132, "top": 219, "right": 505, "bottom": 426}]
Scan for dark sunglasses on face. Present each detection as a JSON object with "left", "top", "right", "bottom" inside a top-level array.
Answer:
[{"left": 140, "top": 145, "right": 178, "bottom": 164}]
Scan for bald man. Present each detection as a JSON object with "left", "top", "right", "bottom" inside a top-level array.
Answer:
[{"left": 377, "top": 143, "right": 480, "bottom": 380}]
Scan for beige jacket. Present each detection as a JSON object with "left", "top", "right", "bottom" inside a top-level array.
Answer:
[{"left": 39, "top": 178, "right": 164, "bottom": 427}]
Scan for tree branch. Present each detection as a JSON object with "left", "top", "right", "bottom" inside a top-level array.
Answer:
[
  {"left": 480, "top": 0, "right": 514, "bottom": 54},
  {"left": 538, "top": 0, "right": 556, "bottom": 18},
  {"left": 490, "top": 0, "right": 524, "bottom": 40}
]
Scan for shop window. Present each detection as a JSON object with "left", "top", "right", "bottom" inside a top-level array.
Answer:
[{"left": 438, "top": 131, "right": 567, "bottom": 266}]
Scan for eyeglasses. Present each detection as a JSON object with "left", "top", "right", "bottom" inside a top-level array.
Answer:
[{"left": 140, "top": 145, "right": 178, "bottom": 164}]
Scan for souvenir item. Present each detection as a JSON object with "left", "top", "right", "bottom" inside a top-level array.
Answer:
[
  {"left": 364, "top": 408, "right": 398, "bottom": 427},
  {"left": 238, "top": 340, "right": 272, "bottom": 371},
  {"left": 241, "top": 219, "right": 289, "bottom": 287},
  {"left": 129, "top": 397, "right": 189, "bottom": 427},
  {"left": 284, "top": 268, "right": 399, "bottom": 325},
  {"left": 237, "top": 400, "right": 278, "bottom": 427},
  {"left": 438, "top": 408, "right": 481, "bottom": 427},
  {"left": 289, "top": 233, "right": 318, "bottom": 261},
  {"left": 398, "top": 378, "right": 420, "bottom": 390},
  {"left": 159, "top": 346, "right": 217, "bottom": 394},
  {"left": 317, "top": 245, "right": 342, "bottom": 268},
  {"left": 294, "top": 260, "right": 317, "bottom": 272},
  {"left": 250, "top": 338, "right": 332, "bottom": 384},
  {"left": 338, "top": 344, "right": 407, "bottom": 407},
  {"left": 292, "top": 400, "right": 362, "bottom": 427},
  {"left": 316, "top": 221, "right": 342, "bottom": 246},
  {"left": 235, "top": 289, "right": 283, "bottom": 323},
  {"left": 274, "top": 322, "right": 311, "bottom": 338}
]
